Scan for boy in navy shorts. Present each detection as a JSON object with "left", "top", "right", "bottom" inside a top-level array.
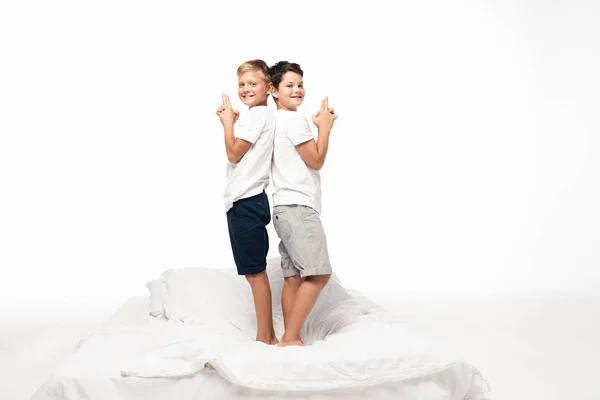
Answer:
[{"left": 216, "top": 60, "right": 277, "bottom": 344}]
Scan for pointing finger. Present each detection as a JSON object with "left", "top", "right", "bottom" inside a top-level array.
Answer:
[{"left": 222, "top": 93, "right": 232, "bottom": 109}]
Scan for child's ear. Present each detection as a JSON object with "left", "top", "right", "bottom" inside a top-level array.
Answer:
[{"left": 267, "top": 82, "right": 274, "bottom": 94}]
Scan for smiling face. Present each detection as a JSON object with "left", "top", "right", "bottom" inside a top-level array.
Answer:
[
  {"left": 272, "top": 71, "right": 305, "bottom": 111},
  {"left": 237, "top": 69, "right": 272, "bottom": 108}
]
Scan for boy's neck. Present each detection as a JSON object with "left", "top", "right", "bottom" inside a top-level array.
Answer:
[
  {"left": 276, "top": 104, "right": 298, "bottom": 112},
  {"left": 249, "top": 102, "right": 268, "bottom": 109}
]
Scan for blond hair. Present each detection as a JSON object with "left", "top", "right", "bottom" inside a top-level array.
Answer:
[{"left": 237, "top": 59, "right": 271, "bottom": 84}]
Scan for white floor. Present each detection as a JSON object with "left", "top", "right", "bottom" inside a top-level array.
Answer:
[{"left": 2, "top": 291, "right": 599, "bottom": 400}]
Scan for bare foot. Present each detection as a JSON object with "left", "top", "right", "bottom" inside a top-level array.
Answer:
[
  {"left": 256, "top": 334, "right": 279, "bottom": 345},
  {"left": 277, "top": 339, "right": 304, "bottom": 347}
]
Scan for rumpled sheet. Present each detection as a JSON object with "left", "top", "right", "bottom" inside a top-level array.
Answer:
[{"left": 121, "top": 258, "right": 491, "bottom": 397}]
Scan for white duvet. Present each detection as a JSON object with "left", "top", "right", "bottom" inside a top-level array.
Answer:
[{"left": 123, "top": 257, "right": 490, "bottom": 398}]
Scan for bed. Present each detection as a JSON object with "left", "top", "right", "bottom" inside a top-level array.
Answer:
[{"left": 30, "top": 258, "right": 492, "bottom": 400}]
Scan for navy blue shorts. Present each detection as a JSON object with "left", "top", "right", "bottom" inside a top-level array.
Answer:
[{"left": 226, "top": 191, "right": 271, "bottom": 275}]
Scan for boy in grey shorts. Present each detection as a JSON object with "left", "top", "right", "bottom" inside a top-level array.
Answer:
[
  {"left": 273, "top": 205, "right": 332, "bottom": 279},
  {"left": 268, "top": 61, "right": 337, "bottom": 346}
]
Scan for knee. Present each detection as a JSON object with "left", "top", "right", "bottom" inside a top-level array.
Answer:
[
  {"left": 284, "top": 275, "right": 303, "bottom": 288},
  {"left": 245, "top": 270, "right": 266, "bottom": 283},
  {"left": 307, "top": 273, "right": 331, "bottom": 287}
]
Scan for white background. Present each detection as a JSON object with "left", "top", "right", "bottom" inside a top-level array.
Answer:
[{"left": 1, "top": 0, "right": 598, "bottom": 305}]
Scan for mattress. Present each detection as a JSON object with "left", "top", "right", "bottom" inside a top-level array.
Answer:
[
  {"left": 30, "top": 290, "right": 491, "bottom": 400},
  {"left": 16, "top": 284, "right": 600, "bottom": 400}
]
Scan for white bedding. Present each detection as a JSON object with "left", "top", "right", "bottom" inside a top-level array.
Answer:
[
  {"left": 30, "top": 297, "right": 490, "bottom": 400},
  {"left": 31, "top": 258, "right": 491, "bottom": 399},
  {"left": 16, "top": 289, "right": 600, "bottom": 400}
]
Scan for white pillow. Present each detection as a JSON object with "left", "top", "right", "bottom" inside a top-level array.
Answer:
[
  {"left": 160, "top": 266, "right": 256, "bottom": 338},
  {"left": 150, "top": 256, "right": 363, "bottom": 343},
  {"left": 145, "top": 279, "right": 165, "bottom": 317}
]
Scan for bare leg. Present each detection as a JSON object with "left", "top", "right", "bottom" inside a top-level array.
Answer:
[
  {"left": 281, "top": 275, "right": 303, "bottom": 330},
  {"left": 246, "top": 271, "right": 278, "bottom": 344},
  {"left": 278, "top": 274, "right": 331, "bottom": 347}
]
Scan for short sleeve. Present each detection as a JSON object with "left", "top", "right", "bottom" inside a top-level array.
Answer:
[
  {"left": 235, "top": 107, "right": 266, "bottom": 144},
  {"left": 285, "top": 114, "right": 314, "bottom": 146}
]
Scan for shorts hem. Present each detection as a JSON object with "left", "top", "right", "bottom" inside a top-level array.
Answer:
[
  {"left": 238, "top": 264, "right": 266, "bottom": 276},
  {"left": 285, "top": 266, "right": 333, "bottom": 278},
  {"left": 300, "top": 267, "right": 332, "bottom": 278},
  {"left": 282, "top": 268, "right": 300, "bottom": 278}
]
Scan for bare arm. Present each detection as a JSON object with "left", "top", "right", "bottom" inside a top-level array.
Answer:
[
  {"left": 216, "top": 93, "right": 252, "bottom": 164},
  {"left": 296, "top": 97, "right": 337, "bottom": 171},
  {"left": 295, "top": 127, "right": 331, "bottom": 171},
  {"left": 222, "top": 122, "right": 252, "bottom": 164}
]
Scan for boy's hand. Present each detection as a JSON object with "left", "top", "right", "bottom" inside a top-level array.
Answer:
[
  {"left": 216, "top": 93, "right": 239, "bottom": 126},
  {"left": 311, "top": 97, "right": 337, "bottom": 131}
]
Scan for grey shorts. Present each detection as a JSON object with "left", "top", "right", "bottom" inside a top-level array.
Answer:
[{"left": 272, "top": 205, "right": 333, "bottom": 278}]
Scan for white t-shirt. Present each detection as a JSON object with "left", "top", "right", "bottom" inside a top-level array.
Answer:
[
  {"left": 223, "top": 106, "right": 276, "bottom": 211},
  {"left": 271, "top": 109, "right": 322, "bottom": 214}
]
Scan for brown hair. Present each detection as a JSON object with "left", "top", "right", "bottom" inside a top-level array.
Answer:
[{"left": 268, "top": 61, "right": 304, "bottom": 90}]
